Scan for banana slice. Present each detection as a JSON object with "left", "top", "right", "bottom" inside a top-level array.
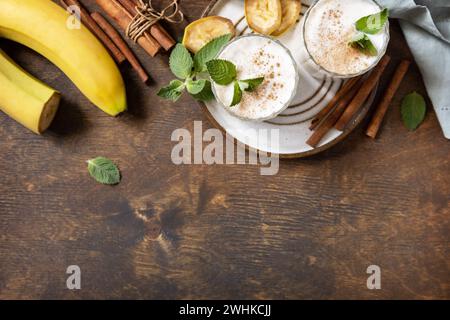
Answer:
[
  {"left": 183, "top": 16, "right": 236, "bottom": 53},
  {"left": 245, "top": 0, "right": 282, "bottom": 35},
  {"left": 272, "top": 0, "right": 302, "bottom": 36}
]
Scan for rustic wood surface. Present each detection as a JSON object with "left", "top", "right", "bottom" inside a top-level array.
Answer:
[{"left": 0, "top": 0, "right": 449, "bottom": 300}]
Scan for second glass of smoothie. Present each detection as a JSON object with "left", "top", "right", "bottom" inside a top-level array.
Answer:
[{"left": 300, "top": 0, "right": 390, "bottom": 78}]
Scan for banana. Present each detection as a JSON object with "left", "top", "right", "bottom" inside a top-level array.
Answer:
[
  {"left": 245, "top": 0, "right": 282, "bottom": 35},
  {"left": 183, "top": 16, "right": 236, "bottom": 53},
  {"left": 0, "top": 49, "right": 60, "bottom": 134},
  {"left": 272, "top": 0, "right": 302, "bottom": 36},
  {"left": 0, "top": 0, "right": 126, "bottom": 116}
]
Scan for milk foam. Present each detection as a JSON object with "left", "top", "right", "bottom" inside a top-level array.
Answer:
[
  {"left": 213, "top": 36, "right": 297, "bottom": 121},
  {"left": 304, "top": 0, "right": 388, "bottom": 75}
]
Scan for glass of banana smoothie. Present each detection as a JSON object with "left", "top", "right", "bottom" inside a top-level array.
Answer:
[
  {"left": 300, "top": 0, "right": 390, "bottom": 78},
  {"left": 212, "top": 34, "right": 299, "bottom": 122}
]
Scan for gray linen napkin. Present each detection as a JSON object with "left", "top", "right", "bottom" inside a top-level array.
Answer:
[{"left": 378, "top": 0, "right": 450, "bottom": 138}]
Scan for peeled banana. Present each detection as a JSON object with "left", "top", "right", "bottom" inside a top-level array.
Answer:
[
  {"left": 183, "top": 16, "right": 236, "bottom": 53},
  {"left": 0, "top": 0, "right": 127, "bottom": 116},
  {"left": 0, "top": 49, "right": 60, "bottom": 134}
]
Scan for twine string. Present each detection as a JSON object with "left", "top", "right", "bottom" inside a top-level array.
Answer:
[{"left": 126, "top": 0, "right": 184, "bottom": 42}]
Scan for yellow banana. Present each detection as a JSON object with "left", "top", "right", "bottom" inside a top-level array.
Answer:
[
  {"left": 0, "top": 0, "right": 126, "bottom": 116},
  {"left": 0, "top": 49, "right": 60, "bottom": 134}
]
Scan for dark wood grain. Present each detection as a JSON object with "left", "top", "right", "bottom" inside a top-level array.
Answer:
[{"left": 0, "top": 0, "right": 449, "bottom": 300}]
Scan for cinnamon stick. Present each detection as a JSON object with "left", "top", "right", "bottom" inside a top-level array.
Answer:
[
  {"left": 334, "top": 55, "right": 391, "bottom": 131},
  {"left": 60, "top": 0, "right": 126, "bottom": 64},
  {"left": 91, "top": 12, "right": 150, "bottom": 83},
  {"left": 310, "top": 76, "right": 362, "bottom": 131},
  {"left": 95, "top": 0, "right": 161, "bottom": 57},
  {"left": 117, "top": 0, "right": 176, "bottom": 51},
  {"left": 306, "top": 81, "right": 363, "bottom": 148},
  {"left": 366, "top": 60, "right": 411, "bottom": 139}
]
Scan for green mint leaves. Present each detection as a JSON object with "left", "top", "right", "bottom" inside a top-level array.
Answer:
[
  {"left": 158, "top": 34, "right": 233, "bottom": 103},
  {"left": 206, "top": 59, "right": 265, "bottom": 107},
  {"left": 158, "top": 33, "right": 264, "bottom": 107},
  {"left": 356, "top": 8, "right": 389, "bottom": 34},
  {"left": 194, "top": 34, "right": 232, "bottom": 73},
  {"left": 206, "top": 59, "right": 237, "bottom": 85},
  {"left": 349, "top": 33, "right": 378, "bottom": 56},
  {"left": 401, "top": 92, "right": 426, "bottom": 131},
  {"left": 350, "top": 8, "right": 388, "bottom": 56},
  {"left": 87, "top": 157, "right": 121, "bottom": 185}
]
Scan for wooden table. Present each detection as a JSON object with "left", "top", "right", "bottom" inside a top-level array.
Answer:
[{"left": 0, "top": 0, "right": 449, "bottom": 300}]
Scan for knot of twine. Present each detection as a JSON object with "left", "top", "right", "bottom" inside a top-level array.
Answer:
[{"left": 126, "top": 0, "right": 184, "bottom": 42}]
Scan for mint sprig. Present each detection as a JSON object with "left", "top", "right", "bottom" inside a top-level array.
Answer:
[
  {"left": 350, "top": 8, "right": 388, "bottom": 56},
  {"left": 158, "top": 33, "right": 264, "bottom": 107},
  {"left": 158, "top": 34, "right": 233, "bottom": 103},
  {"left": 356, "top": 8, "right": 389, "bottom": 35}
]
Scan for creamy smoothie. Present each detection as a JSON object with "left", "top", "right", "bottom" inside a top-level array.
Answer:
[
  {"left": 213, "top": 35, "right": 298, "bottom": 121},
  {"left": 303, "top": 0, "right": 389, "bottom": 77}
]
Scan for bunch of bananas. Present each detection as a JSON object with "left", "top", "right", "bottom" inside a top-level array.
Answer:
[{"left": 0, "top": 0, "right": 127, "bottom": 134}]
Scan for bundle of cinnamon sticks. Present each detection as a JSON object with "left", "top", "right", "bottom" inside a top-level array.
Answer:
[
  {"left": 59, "top": 0, "right": 177, "bottom": 83},
  {"left": 96, "top": 0, "right": 176, "bottom": 56},
  {"left": 307, "top": 56, "right": 411, "bottom": 148}
]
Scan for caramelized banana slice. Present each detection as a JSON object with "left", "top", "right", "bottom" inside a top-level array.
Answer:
[
  {"left": 183, "top": 16, "right": 236, "bottom": 53},
  {"left": 272, "top": 0, "right": 302, "bottom": 36},
  {"left": 245, "top": 0, "right": 282, "bottom": 35}
]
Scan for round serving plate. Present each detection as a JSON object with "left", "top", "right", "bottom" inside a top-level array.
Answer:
[{"left": 200, "top": 0, "right": 377, "bottom": 158}]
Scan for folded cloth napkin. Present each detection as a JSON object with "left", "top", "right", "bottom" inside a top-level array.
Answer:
[{"left": 378, "top": 0, "right": 450, "bottom": 139}]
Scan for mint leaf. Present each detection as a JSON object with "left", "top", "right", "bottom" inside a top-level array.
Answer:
[
  {"left": 230, "top": 81, "right": 242, "bottom": 107},
  {"left": 356, "top": 8, "right": 389, "bottom": 34},
  {"left": 206, "top": 59, "right": 237, "bottom": 85},
  {"left": 87, "top": 157, "right": 121, "bottom": 185},
  {"left": 191, "top": 80, "right": 214, "bottom": 101},
  {"left": 239, "top": 77, "right": 264, "bottom": 92},
  {"left": 194, "top": 34, "right": 232, "bottom": 73},
  {"left": 157, "top": 80, "right": 185, "bottom": 101},
  {"left": 169, "top": 44, "right": 193, "bottom": 79},
  {"left": 349, "top": 33, "right": 378, "bottom": 56},
  {"left": 401, "top": 92, "right": 426, "bottom": 131},
  {"left": 186, "top": 79, "right": 206, "bottom": 95}
]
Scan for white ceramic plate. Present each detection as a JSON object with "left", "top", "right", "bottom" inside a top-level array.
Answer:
[{"left": 201, "top": 0, "right": 377, "bottom": 158}]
